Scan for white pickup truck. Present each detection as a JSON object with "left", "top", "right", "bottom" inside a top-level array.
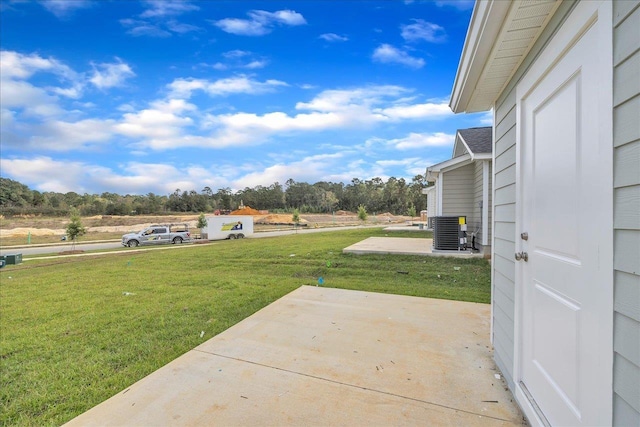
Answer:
[{"left": 121, "top": 223, "right": 191, "bottom": 247}]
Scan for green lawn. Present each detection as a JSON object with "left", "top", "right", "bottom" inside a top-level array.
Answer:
[{"left": 0, "top": 228, "right": 490, "bottom": 426}]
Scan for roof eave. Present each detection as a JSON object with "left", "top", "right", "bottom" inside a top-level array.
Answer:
[
  {"left": 426, "top": 154, "right": 473, "bottom": 175},
  {"left": 449, "top": 0, "right": 561, "bottom": 114},
  {"left": 449, "top": 0, "right": 512, "bottom": 114},
  {"left": 474, "top": 153, "right": 492, "bottom": 161}
]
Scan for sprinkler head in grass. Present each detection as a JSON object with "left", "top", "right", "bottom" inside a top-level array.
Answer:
[{"left": 318, "top": 277, "right": 324, "bottom": 286}]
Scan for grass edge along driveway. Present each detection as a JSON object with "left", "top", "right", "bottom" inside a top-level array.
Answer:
[{"left": 0, "top": 228, "right": 490, "bottom": 426}]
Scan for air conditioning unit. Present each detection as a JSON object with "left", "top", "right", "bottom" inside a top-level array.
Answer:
[{"left": 433, "top": 216, "right": 467, "bottom": 251}]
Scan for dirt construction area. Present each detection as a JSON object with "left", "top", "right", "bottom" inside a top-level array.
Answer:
[{"left": 0, "top": 211, "right": 412, "bottom": 241}]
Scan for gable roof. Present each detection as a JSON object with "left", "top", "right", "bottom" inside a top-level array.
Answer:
[
  {"left": 449, "top": 0, "right": 561, "bottom": 113},
  {"left": 458, "top": 126, "right": 492, "bottom": 155},
  {"left": 426, "top": 126, "right": 493, "bottom": 181}
]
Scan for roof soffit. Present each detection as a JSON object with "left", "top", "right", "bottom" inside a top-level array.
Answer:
[{"left": 450, "top": 0, "right": 561, "bottom": 113}]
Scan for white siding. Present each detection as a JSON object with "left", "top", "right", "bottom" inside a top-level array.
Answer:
[
  {"left": 453, "top": 140, "right": 469, "bottom": 158},
  {"left": 613, "top": 2, "right": 640, "bottom": 423},
  {"left": 425, "top": 187, "right": 436, "bottom": 222},
  {"left": 491, "top": 94, "right": 517, "bottom": 389},
  {"left": 441, "top": 163, "right": 474, "bottom": 219}
]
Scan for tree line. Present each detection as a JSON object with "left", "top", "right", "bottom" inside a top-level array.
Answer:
[{"left": 0, "top": 176, "right": 430, "bottom": 217}]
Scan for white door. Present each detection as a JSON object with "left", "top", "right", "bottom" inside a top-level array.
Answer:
[{"left": 517, "top": 2, "right": 612, "bottom": 426}]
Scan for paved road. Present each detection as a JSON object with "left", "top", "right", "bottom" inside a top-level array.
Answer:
[
  {"left": 0, "top": 241, "right": 123, "bottom": 257},
  {"left": 0, "top": 225, "right": 391, "bottom": 258}
]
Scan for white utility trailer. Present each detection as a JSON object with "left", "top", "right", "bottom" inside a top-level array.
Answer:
[{"left": 204, "top": 215, "right": 254, "bottom": 240}]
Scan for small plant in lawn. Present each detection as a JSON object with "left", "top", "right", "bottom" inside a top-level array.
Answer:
[
  {"left": 197, "top": 213, "right": 208, "bottom": 238},
  {"left": 407, "top": 202, "right": 417, "bottom": 219},
  {"left": 292, "top": 208, "right": 300, "bottom": 232},
  {"left": 357, "top": 204, "right": 368, "bottom": 223},
  {"left": 196, "top": 213, "right": 208, "bottom": 229},
  {"left": 65, "top": 208, "right": 86, "bottom": 250}
]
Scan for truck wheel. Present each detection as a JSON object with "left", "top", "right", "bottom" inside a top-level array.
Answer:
[
  {"left": 128, "top": 240, "right": 139, "bottom": 247},
  {"left": 237, "top": 233, "right": 245, "bottom": 239},
  {"left": 229, "top": 234, "right": 237, "bottom": 240},
  {"left": 173, "top": 237, "right": 183, "bottom": 244}
]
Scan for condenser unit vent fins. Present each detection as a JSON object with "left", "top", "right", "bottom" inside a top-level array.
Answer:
[{"left": 433, "top": 216, "right": 466, "bottom": 250}]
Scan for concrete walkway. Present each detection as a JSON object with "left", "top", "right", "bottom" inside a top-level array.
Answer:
[{"left": 66, "top": 286, "right": 524, "bottom": 426}]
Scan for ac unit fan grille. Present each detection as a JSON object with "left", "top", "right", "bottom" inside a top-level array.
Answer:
[{"left": 433, "top": 216, "right": 466, "bottom": 251}]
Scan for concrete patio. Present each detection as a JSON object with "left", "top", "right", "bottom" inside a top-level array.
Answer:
[
  {"left": 66, "top": 286, "right": 525, "bottom": 426},
  {"left": 343, "top": 236, "right": 484, "bottom": 258}
]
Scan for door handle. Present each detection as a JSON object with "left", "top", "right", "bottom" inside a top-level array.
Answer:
[{"left": 515, "top": 252, "right": 529, "bottom": 262}]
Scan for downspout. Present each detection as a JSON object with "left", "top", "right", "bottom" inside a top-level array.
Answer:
[
  {"left": 482, "top": 160, "right": 490, "bottom": 246},
  {"left": 437, "top": 174, "right": 443, "bottom": 216}
]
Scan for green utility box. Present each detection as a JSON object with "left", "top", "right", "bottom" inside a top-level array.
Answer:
[{"left": 4, "top": 253, "right": 22, "bottom": 265}]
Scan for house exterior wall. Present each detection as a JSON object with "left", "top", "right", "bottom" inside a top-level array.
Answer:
[
  {"left": 453, "top": 141, "right": 468, "bottom": 157},
  {"left": 612, "top": 1, "right": 640, "bottom": 424},
  {"left": 492, "top": 88, "right": 517, "bottom": 391},
  {"left": 488, "top": 1, "right": 639, "bottom": 423},
  {"left": 425, "top": 186, "right": 436, "bottom": 222},
  {"left": 441, "top": 163, "right": 474, "bottom": 219},
  {"left": 472, "top": 160, "right": 492, "bottom": 250}
]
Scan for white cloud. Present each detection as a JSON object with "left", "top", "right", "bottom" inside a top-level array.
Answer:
[
  {"left": 0, "top": 50, "right": 83, "bottom": 117},
  {"left": 479, "top": 111, "right": 493, "bottom": 125},
  {"left": 167, "top": 75, "right": 287, "bottom": 98},
  {"left": 0, "top": 78, "right": 63, "bottom": 117},
  {"left": 223, "top": 50, "right": 250, "bottom": 59},
  {"left": 435, "top": 1, "right": 475, "bottom": 11},
  {"left": 0, "top": 50, "right": 77, "bottom": 81},
  {"left": 117, "top": 103, "right": 137, "bottom": 112},
  {"left": 39, "top": 0, "right": 92, "bottom": 18},
  {"left": 250, "top": 10, "right": 306, "bottom": 26},
  {"left": 213, "top": 9, "right": 306, "bottom": 36},
  {"left": 234, "top": 153, "right": 346, "bottom": 188},
  {"left": 0, "top": 157, "right": 89, "bottom": 192},
  {"left": 244, "top": 60, "right": 268, "bottom": 69},
  {"left": 120, "top": 18, "right": 172, "bottom": 37},
  {"left": 379, "top": 132, "right": 455, "bottom": 150},
  {"left": 165, "top": 20, "right": 202, "bottom": 34},
  {"left": 214, "top": 18, "right": 268, "bottom": 36},
  {"left": 139, "top": 0, "right": 199, "bottom": 18},
  {"left": 209, "top": 51, "right": 269, "bottom": 70},
  {"left": 95, "top": 162, "right": 213, "bottom": 195},
  {"left": 296, "top": 85, "right": 408, "bottom": 113},
  {"left": 319, "top": 33, "right": 348, "bottom": 42},
  {"left": 50, "top": 84, "right": 84, "bottom": 99},
  {"left": 401, "top": 19, "right": 447, "bottom": 43},
  {"left": 90, "top": 59, "right": 135, "bottom": 89},
  {"left": 120, "top": 16, "right": 200, "bottom": 37},
  {"left": 372, "top": 44, "right": 425, "bottom": 69},
  {"left": 180, "top": 87, "right": 453, "bottom": 151},
  {"left": 115, "top": 99, "right": 195, "bottom": 142},
  {"left": 0, "top": 156, "right": 224, "bottom": 195},
  {"left": 29, "top": 119, "right": 116, "bottom": 150},
  {"left": 376, "top": 101, "right": 452, "bottom": 120},
  {"left": 213, "top": 111, "right": 347, "bottom": 133}
]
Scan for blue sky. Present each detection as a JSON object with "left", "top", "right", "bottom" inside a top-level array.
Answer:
[{"left": 0, "top": 0, "right": 489, "bottom": 195}]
